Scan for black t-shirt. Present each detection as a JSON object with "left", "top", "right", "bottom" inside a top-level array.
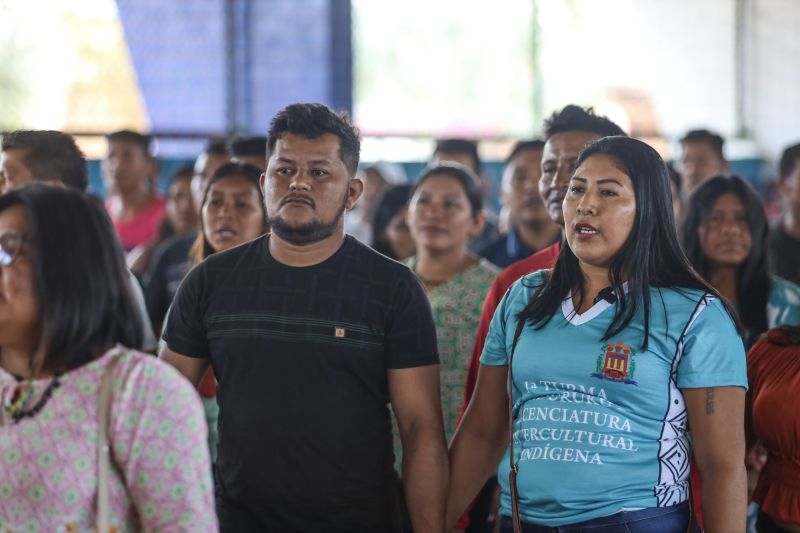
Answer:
[
  {"left": 768, "top": 220, "right": 800, "bottom": 286},
  {"left": 163, "top": 235, "right": 439, "bottom": 532},
  {"left": 143, "top": 231, "right": 195, "bottom": 329}
]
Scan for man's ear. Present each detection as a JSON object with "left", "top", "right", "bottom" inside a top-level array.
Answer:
[{"left": 346, "top": 177, "right": 364, "bottom": 210}]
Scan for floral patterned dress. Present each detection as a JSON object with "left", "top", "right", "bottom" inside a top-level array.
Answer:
[
  {"left": 393, "top": 258, "right": 499, "bottom": 464},
  {"left": 0, "top": 346, "right": 217, "bottom": 532}
]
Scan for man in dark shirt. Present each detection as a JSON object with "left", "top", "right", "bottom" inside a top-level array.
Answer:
[
  {"left": 143, "top": 138, "right": 230, "bottom": 332},
  {"left": 478, "top": 140, "right": 561, "bottom": 267},
  {"left": 768, "top": 142, "right": 800, "bottom": 285},
  {"left": 160, "top": 103, "right": 447, "bottom": 532}
]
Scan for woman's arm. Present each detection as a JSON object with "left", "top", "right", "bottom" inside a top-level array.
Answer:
[
  {"left": 112, "top": 356, "right": 218, "bottom": 532},
  {"left": 446, "top": 364, "right": 511, "bottom": 529},
  {"left": 684, "top": 386, "right": 747, "bottom": 533}
]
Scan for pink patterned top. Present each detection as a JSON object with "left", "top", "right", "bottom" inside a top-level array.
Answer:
[{"left": 0, "top": 346, "right": 218, "bottom": 532}]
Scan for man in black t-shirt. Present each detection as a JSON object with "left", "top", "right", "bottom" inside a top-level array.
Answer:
[
  {"left": 160, "top": 103, "right": 447, "bottom": 533},
  {"left": 768, "top": 142, "right": 800, "bottom": 285}
]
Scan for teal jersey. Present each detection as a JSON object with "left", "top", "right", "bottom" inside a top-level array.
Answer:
[
  {"left": 481, "top": 270, "right": 748, "bottom": 526},
  {"left": 767, "top": 276, "right": 800, "bottom": 328}
]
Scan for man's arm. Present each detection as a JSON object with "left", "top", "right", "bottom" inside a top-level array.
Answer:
[
  {"left": 684, "top": 386, "right": 747, "bottom": 533},
  {"left": 159, "top": 345, "right": 211, "bottom": 388},
  {"left": 389, "top": 364, "right": 448, "bottom": 533}
]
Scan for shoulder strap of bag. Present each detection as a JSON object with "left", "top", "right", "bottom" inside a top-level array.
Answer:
[
  {"left": 507, "top": 284, "right": 543, "bottom": 533},
  {"left": 97, "top": 355, "right": 121, "bottom": 533}
]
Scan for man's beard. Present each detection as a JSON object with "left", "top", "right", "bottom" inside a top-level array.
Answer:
[{"left": 268, "top": 192, "right": 348, "bottom": 246}]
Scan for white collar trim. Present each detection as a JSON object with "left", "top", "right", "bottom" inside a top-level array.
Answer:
[{"left": 561, "top": 281, "right": 631, "bottom": 326}]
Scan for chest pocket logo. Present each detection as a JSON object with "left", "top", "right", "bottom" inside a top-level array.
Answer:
[
  {"left": 592, "top": 341, "right": 637, "bottom": 385},
  {"left": 334, "top": 327, "right": 346, "bottom": 338}
]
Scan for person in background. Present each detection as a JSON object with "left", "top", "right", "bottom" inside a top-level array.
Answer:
[
  {"left": 188, "top": 161, "right": 269, "bottom": 463},
  {"left": 103, "top": 130, "right": 165, "bottom": 251},
  {"left": 406, "top": 163, "right": 499, "bottom": 443},
  {"left": 447, "top": 136, "right": 747, "bottom": 533},
  {"left": 479, "top": 140, "right": 561, "bottom": 267},
  {"left": 454, "top": 106, "right": 626, "bottom": 533},
  {"left": 0, "top": 184, "right": 216, "bottom": 531},
  {"left": 667, "top": 162, "right": 684, "bottom": 224},
  {"left": 346, "top": 161, "right": 408, "bottom": 245},
  {"left": 767, "top": 142, "right": 800, "bottom": 286},
  {"left": 371, "top": 184, "right": 416, "bottom": 261},
  {"left": 143, "top": 138, "right": 230, "bottom": 334},
  {"left": 432, "top": 138, "right": 499, "bottom": 251},
  {"left": 0, "top": 129, "right": 157, "bottom": 353},
  {"left": 0, "top": 130, "right": 87, "bottom": 194},
  {"left": 678, "top": 129, "right": 729, "bottom": 198},
  {"left": 128, "top": 164, "right": 197, "bottom": 277},
  {"left": 160, "top": 103, "right": 446, "bottom": 533},
  {"left": 746, "top": 326, "right": 800, "bottom": 533},
  {"left": 681, "top": 175, "right": 800, "bottom": 348},
  {"left": 228, "top": 135, "right": 268, "bottom": 170}
]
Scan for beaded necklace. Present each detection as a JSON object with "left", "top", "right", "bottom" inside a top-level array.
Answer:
[{"left": 3, "top": 376, "right": 61, "bottom": 424}]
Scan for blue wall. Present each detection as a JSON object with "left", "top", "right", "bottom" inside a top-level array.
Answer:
[{"left": 114, "top": 0, "right": 352, "bottom": 148}]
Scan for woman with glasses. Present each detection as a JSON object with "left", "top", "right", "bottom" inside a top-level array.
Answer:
[
  {"left": 447, "top": 137, "right": 748, "bottom": 533},
  {"left": 0, "top": 184, "right": 216, "bottom": 531}
]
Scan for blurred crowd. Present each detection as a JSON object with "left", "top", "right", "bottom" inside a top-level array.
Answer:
[{"left": 0, "top": 102, "right": 798, "bottom": 533}]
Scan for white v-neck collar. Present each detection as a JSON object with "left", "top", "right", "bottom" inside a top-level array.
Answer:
[
  {"left": 562, "top": 295, "right": 612, "bottom": 325},
  {"left": 561, "top": 282, "right": 630, "bottom": 326}
]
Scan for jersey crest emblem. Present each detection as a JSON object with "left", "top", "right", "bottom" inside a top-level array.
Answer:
[{"left": 592, "top": 341, "right": 637, "bottom": 384}]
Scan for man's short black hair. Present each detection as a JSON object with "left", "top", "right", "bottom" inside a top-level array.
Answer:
[
  {"left": 433, "top": 138, "right": 482, "bottom": 174},
  {"left": 543, "top": 105, "right": 626, "bottom": 141},
  {"left": 106, "top": 129, "right": 153, "bottom": 157},
  {"left": 506, "top": 139, "right": 545, "bottom": 164},
  {"left": 205, "top": 137, "right": 230, "bottom": 156},
  {"left": 228, "top": 136, "right": 268, "bottom": 158},
  {"left": 679, "top": 129, "right": 725, "bottom": 160},
  {"left": 267, "top": 103, "right": 361, "bottom": 176},
  {"left": 778, "top": 142, "right": 800, "bottom": 179},
  {"left": 1, "top": 130, "right": 88, "bottom": 191}
]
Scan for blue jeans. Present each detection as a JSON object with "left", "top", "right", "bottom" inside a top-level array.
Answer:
[{"left": 499, "top": 501, "right": 694, "bottom": 533}]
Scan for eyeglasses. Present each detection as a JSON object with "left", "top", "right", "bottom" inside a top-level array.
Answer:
[{"left": 0, "top": 232, "right": 28, "bottom": 267}]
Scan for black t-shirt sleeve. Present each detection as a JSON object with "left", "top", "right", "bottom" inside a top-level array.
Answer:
[
  {"left": 161, "top": 263, "right": 210, "bottom": 359},
  {"left": 384, "top": 269, "right": 439, "bottom": 369}
]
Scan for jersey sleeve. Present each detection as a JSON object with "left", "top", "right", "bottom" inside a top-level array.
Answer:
[
  {"left": 109, "top": 353, "right": 217, "bottom": 532},
  {"left": 677, "top": 296, "right": 748, "bottom": 389},
  {"left": 767, "top": 277, "right": 800, "bottom": 328},
  {"left": 479, "top": 272, "right": 543, "bottom": 367},
  {"left": 161, "top": 264, "right": 210, "bottom": 359},
  {"left": 479, "top": 284, "right": 514, "bottom": 367},
  {"left": 384, "top": 269, "right": 439, "bottom": 369}
]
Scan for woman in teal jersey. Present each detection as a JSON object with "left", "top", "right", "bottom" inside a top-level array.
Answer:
[
  {"left": 681, "top": 175, "right": 800, "bottom": 348},
  {"left": 447, "top": 136, "right": 748, "bottom": 533}
]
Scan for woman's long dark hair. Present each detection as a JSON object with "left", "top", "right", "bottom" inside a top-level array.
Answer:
[
  {"left": 680, "top": 175, "right": 770, "bottom": 342},
  {"left": 371, "top": 184, "right": 412, "bottom": 260},
  {"left": 518, "top": 136, "right": 723, "bottom": 350},
  {"left": 190, "top": 161, "right": 266, "bottom": 264},
  {"left": 0, "top": 184, "right": 143, "bottom": 374}
]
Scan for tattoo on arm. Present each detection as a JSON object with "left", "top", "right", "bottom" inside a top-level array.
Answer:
[{"left": 705, "top": 388, "right": 715, "bottom": 415}]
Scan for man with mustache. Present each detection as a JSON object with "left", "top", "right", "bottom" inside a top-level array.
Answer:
[
  {"left": 160, "top": 103, "right": 446, "bottom": 533},
  {"left": 456, "top": 106, "right": 625, "bottom": 532}
]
